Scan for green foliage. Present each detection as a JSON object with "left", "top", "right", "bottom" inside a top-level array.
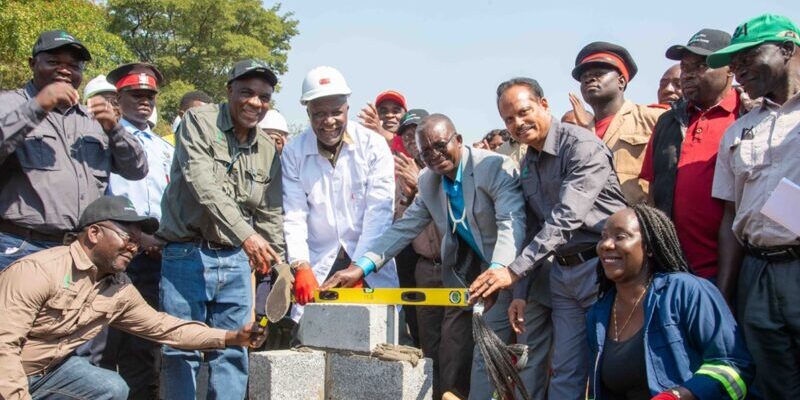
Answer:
[
  {"left": 107, "top": 0, "right": 299, "bottom": 121},
  {"left": 0, "top": 0, "right": 134, "bottom": 90}
]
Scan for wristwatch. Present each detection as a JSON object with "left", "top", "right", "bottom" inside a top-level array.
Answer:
[{"left": 669, "top": 389, "right": 682, "bottom": 399}]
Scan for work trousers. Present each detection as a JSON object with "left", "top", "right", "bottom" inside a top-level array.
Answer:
[
  {"left": 549, "top": 258, "right": 598, "bottom": 400},
  {"left": 738, "top": 255, "right": 800, "bottom": 398}
]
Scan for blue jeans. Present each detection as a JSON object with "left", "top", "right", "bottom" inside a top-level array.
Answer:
[
  {"left": 0, "top": 232, "right": 61, "bottom": 270},
  {"left": 28, "top": 355, "right": 129, "bottom": 400},
  {"left": 160, "top": 242, "right": 252, "bottom": 400}
]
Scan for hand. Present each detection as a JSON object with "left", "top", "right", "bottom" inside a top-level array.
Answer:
[
  {"left": 88, "top": 95, "right": 121, "bottom": 133},
  {"left": 293, "top": 265, "right": 319, "bottom": 305},
  {"left": 242, "top": 233, "right": 280, "bottom": 275},
  {"left": 35, "top": 82, "right": 79, "bottom": 112},
  {"left": 394, "top": 154, "right": 419, "bottom": 197},
  {"left": 358, "top": 103, "right": 394, "bottom": 141},
  {"left": 139, "top": 233, "right": 165, "bottom": 260},
  {"left": 225, "top": 322, "right": 267, "bottom": 348},
  {"left": 508, "top": 299, "right": 527, "bottom": 334},
  {"left": 472, "top": 140, "right": 486, "bottom": 149},
  {"left": 320, "top": 265, "right": 365, "bottom": 290},
  {"left": 469, "top": 267, "right": 518, "bottom": 304},
  {"left": 568, "top": 92, "right": 593, "bottom": 128}
]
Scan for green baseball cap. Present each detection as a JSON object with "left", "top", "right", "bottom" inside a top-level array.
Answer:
[{"left": 708, "top": 14, "right": 800, "bottom": 68}]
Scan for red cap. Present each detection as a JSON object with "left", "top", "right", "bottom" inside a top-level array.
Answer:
[{"left": 375, "top": 90, "right": 407, "bottom": 109}]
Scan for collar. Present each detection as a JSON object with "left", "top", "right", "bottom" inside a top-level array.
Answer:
[
  {"left": 69, "top": 241, "right": 96, "bottom": 272},
  {"left": 760, "top": 89, "right": 800, "bottom": 112},
  {"left": 540, "top": 117, "right": 562, "bottom": 156},
  {"left": 688, "top": 88, "right": 739, "bottom": 115},
  {"left": 120, "top": 118, "right": 154, "bottom": 137}
]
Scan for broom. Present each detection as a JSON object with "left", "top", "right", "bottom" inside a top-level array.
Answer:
[{"left": 472, "top": 300, "right": 531, "bottom": 400}]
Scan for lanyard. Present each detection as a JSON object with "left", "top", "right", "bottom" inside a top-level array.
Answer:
[{"left": 447, "top": 195, "right": 469, "bottom": 235}]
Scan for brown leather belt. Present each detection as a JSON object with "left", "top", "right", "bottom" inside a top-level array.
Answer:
[{"left": 0, "top": 220, "right": 65, "bottom": 243}]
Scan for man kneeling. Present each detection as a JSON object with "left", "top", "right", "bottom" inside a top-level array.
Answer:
[{"left": 0, "top": 196, "right": 265, "bottom": 400}]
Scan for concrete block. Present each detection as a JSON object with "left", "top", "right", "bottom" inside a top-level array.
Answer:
[
  {"left": 248, "top": 349, "right": 326, "bottom": 400},
  {"left": 297, "top": 304, "right": 398, "bottom": 352},
  {"left": 325, "top": 353, "right": 432, "bottom": 400}
]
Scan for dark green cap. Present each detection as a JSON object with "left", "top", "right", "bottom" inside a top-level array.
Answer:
[{"left": 708, "top": 14, "right": 800, "bottom": 68}]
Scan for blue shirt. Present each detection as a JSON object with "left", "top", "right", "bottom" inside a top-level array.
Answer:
[
  {"left": 356, "top": 155, "right": 502, "bottom": 276},
  {"left": 107, "top": 119, "right": 174, "bottom": 221}
]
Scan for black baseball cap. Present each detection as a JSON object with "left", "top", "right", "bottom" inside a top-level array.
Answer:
[
  {"left": 78, "top": 196, "right": 158, "bottom": 234},
  {"left": 572, "top": 41, "right": 638, "bottom": 82},
  {"left": 666, "top": 29, "right": 732, "bottom": 60},
  {"left": 227, "top": 59, "right": 278, "bottom": 87},
  {"left": 398, "top": 109, "right": 430, "bottom": 133},
  {"left": 32, "top": 30, "right": 91, "bottom": 61}
]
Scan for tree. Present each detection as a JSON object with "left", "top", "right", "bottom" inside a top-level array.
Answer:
[
  {"left": 0, "top": 0, "right": 134, "bottom": 90},
  {"left": 107, "top": 0, "right": 299, "bottom": 121}
]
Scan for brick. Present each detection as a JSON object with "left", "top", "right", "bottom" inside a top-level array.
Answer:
[
  {"left": 325, "top": 353, "right": 432, "bottom": 400},
  {"left": 248, "top": 350, "right": 325, "bottom": 400},
  {"left": 296, "top": 304, "right": 398, "bottom": 352}
]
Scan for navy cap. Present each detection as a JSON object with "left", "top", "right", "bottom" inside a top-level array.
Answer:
[{"left": 32, "top": 30, "right": 91, "bottom": 61}]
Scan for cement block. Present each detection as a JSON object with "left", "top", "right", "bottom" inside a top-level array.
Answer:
[
  {"left": 248, "top": 349, "right": 326, "bottom": 400},
  {"left": 297, "top": 304, "right": 398, "bottom": 352},
  {"left": 325, "top": 353, "right": 432, "bottom": 400}
]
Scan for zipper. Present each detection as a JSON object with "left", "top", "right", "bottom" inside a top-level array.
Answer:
[{"left": 592, "top": 345, "right": 601, "bottom": 400}]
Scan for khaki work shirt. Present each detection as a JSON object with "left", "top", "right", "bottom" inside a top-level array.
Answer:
[
  {"left": 712, "top": 91, "right": 800, "bottom": 247},
  {"left": 592, "top": 100, "right": 664, "bottom": 205},
  {"left": 157, "top": 103, "right": 285, "bottom": 254},
  {"left": 0, "top": 242, "right": 227, "bottom": 400}
]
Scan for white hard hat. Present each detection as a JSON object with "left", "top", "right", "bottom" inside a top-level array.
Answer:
[
  {"left": 84, "top": 74, "right": 116, "bottom": 101},
  {"left": 300, "top": 66, "right": 351, "bottom": 105},
  {"left": 258, "top": 109, "right": 288, "bottom": 133}
]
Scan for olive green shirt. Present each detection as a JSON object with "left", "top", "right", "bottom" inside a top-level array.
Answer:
[{"left": 157, "top": 103, "right": 285, "bottom": 255}]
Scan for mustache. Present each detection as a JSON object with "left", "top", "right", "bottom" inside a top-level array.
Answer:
[{"left": 516, "top": 124, "right": 535, "bottom": 136}]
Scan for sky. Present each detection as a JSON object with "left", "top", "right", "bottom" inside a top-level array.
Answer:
[{"left": 267, "top": 0, "right": 797, "bottom": 143}]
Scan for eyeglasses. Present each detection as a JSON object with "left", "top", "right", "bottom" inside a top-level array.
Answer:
[
  {"left": 97, "top": 223, "right": 139, "bottom": 252},
  {"left": 420, "top": 133, "right": 457, "bottom": 160}
]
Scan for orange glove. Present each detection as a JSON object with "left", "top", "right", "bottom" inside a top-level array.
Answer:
[
  {"left": 353, "top": 278, "right": 364, "bottom": 289},
  {"left": 293, "top": 267, "right": 319, "bottom": 305}
]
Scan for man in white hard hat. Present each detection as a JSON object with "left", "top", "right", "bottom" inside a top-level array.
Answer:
[
  {"left": 259, "top": 109, "right": 289, "bottom": 153},
  {"left": 281, "top": 66, "right": 398, "bottom": 322},
  {"left": 84, "top": 74, "right": 121, "bottom": 120}
]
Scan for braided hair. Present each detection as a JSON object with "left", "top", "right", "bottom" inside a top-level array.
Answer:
[{"left": 597, "top": 204, "right": 694, "bottom": 297}]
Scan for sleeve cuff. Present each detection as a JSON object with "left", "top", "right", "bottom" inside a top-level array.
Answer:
[
  {"left": 354, "top": 257, "right": 376, "bottom": 276},
  {"left": 229, "top": 219, "right": 257, "bottom": 247}
]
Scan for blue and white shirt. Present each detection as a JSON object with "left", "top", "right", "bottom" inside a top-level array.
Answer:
[{"left": 107, "top": 119, "right": 174, "bottom": 221}]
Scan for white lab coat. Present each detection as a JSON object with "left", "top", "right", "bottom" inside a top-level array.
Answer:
[{"left": 282, "top": 121, "right": 398, "bottom": 320}]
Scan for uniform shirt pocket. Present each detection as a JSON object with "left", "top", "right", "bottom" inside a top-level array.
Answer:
[
  {"left": 648, "top": 323, "right": 692, "bottom": 387},
  {"left": 80, "top": 135, "right": 111, "bottom": 185},
  {"left": 18, "top": 130, "right": 59, "bottom": 170}
]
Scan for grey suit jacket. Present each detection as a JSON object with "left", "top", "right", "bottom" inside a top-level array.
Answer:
[{"left": 363, "top": 146, "right": 526, "bottom": 288}]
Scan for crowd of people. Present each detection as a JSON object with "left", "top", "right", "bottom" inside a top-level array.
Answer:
[{"left": 0, "top": 11, "right": 798, "bottom": 400}]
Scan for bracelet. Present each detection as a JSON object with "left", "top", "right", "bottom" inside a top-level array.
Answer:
[
  {"left": 669, "top": 389, "right": 682, "bottom": 399},
  {"left": 289, "top": 260, "right": 308, "bottom": 271}
]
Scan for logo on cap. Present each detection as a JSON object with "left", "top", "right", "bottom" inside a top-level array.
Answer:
[
  {"left": 319, "top": 78, "right": 330, "bottom": 85},
  {"left": 733, "top": 24, "right": 748, "bottom": 39},
  {"left": 778, "top": 30, "right": 799, "bottom": 39},
  {"left": 138, "top": 73, "right": 148, "bottom": 86}
]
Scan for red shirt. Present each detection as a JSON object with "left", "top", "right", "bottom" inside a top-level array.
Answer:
[
  {"left": 640, "top": 88, "right": 740, "bottom": 278},
  {"left": 594, "top": 115, "right": 615, "bottom": 139},
  {"left": 390, "top": 135, "right": 410, "bottom": 157}
]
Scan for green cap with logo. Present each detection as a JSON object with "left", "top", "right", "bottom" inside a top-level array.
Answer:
[{"left": 708, "top": 14, "right": 800, "bottom": 68}]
